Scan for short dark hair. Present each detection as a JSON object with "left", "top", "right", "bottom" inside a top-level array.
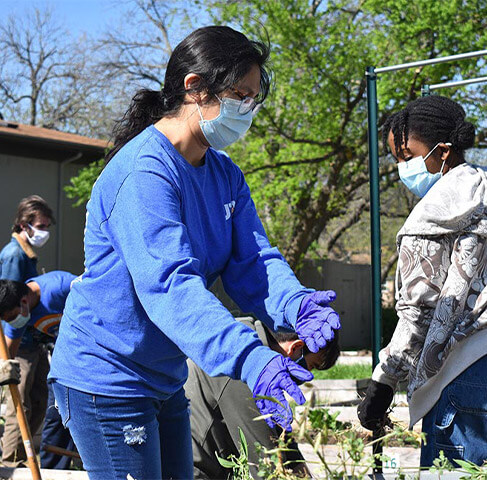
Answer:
[
  {"left": 383, "top": 95, "right": 476, "bottom": 160},
  {"left": 269, "top": 329, "right": 340, "bottom": 371},
  {"left": 106, "top": 25, "right": 271, "bottom": 162},
  {"left": 271, "top": 329, "right": 300, "bottom": 344},
  {"left": 0, "top": 280, "right": 28, "bottom": 317},
  {"left": 309, "top": 333, "right": 340, "bottom": 370},
  {"left": 12, "top": 195, "right": 56, "bottom": 233}
]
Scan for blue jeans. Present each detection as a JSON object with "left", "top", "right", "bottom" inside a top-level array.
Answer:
[
  {"left": 52, "top": 382, "right": 193, "bottom": 480},
  {"left": 421, "top": 354, "right": 487, "bottom": 467}
]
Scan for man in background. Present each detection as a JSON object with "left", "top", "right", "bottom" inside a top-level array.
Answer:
[
  {"left": 0, "top": 195, "right": 54, "bottom": 281},
  {"left": 0, "top": 271, "right": 75, "bottom": 469},
  {"left": 0, "top": 195, "right": 55, "bottom": 467},
  {"left": 186, "top": 316, "right": 340, "bottom": 479}
]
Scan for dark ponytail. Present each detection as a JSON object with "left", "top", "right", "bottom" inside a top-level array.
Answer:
[
  {"left": 106, "top": 26, "right": 271, "bottom": 162},
  {"left": 383, "top": 95, "right": 476, "bottom": 159}
]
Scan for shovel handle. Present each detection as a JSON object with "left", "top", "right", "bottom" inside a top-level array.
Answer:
[{"left": 0, "top": 323, "right": 42, "bottom": 480}]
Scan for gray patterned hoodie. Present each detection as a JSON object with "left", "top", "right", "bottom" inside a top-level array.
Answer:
[{"left": 372, "top": 163, "right": 487, "bottom": 427}]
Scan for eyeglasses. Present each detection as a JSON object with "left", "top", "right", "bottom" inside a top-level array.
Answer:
[{"left": 231, "top": 88, "right": 262, "bottom": 116}]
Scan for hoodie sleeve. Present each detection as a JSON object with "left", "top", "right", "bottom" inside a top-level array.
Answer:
[{"left": 372, "top": 234, "right": 452, "bottom": 389}]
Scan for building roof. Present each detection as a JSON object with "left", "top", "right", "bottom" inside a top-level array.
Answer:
[{"left": 0, "top": 121, "right": 109, "bottom": 163}]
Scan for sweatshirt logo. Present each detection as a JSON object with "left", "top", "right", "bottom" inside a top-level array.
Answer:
[{"left": 224, "top": 201, "right": 236, "bottom": 220}]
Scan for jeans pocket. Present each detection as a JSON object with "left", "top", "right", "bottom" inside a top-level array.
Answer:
[
  {"left": 433, "top": 397, "right": 463, "bottom": 456},
  {"left": 449, "top": 383, "right": 487, "bottom": 415},
  {"left": 52, "top": 383, "right": 71, "bottom": 428},
  {"left": 434, "top": 442, "right": 464, "bottom": 461}
]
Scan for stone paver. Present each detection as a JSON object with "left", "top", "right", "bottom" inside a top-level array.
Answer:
[
  {"left": 299, "top": 443, "right": 421, "bottom": 478},
  {"left": 0, "top": 467, "right": 89, "bottom": 479},
  {"left": 336, "top": 352, "right": 372, "bottom": 366}
]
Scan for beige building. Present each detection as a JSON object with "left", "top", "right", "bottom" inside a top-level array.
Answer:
[{"left": 0, "top": 121, "right": 108, "bottom": 276}]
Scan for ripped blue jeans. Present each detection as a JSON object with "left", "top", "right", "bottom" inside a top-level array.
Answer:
[
  {"left": 52, "top": 382, "right": 193, "bottom": 480},
  {"left": 421, "top": 354, "right": 487, "bottom": 467}
]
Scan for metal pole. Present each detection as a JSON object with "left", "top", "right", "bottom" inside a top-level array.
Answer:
[
  {"left": 421, "top": 85, "right": 431, "bottom": 97},
  {"left": 375, "top": 49, "right": 487, "bottom": 74},
  {"left": 366, "top": 67, "right": 384, "bottom": 474},
  {"left": 428, "top": 75, "right": 487, "bottom": 91},
  {"left": 366, "top": 66, "right": 382, "bottom": 370}
]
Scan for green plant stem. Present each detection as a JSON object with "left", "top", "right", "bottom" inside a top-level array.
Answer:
[{"left": 303, "top": 432, "right": 334, "bottom": 477}]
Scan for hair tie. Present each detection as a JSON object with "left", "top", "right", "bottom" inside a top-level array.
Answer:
[{"left": 159, "top": 90, "right": 170, "bottom": 110}]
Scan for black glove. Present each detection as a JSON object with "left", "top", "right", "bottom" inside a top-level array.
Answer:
[{"left": 357, "top": 380, "right": 394, "bottom": 431}]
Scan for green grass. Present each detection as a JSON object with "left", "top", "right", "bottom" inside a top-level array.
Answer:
[{"left": 312, "top": 363, "right": 372, "bottom": 380}]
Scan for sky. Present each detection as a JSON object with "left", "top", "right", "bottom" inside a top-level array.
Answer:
[
  {"left": 1, "top": 0, "right": 212, "bottom": 47},
  {"left": 2, "top": 0, "right": 127, "bottom": 37}
]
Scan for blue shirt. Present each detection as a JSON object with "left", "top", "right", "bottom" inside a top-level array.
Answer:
[
  {"left": 49, "top": 126, "right": 311, "bottom": 399},
  {"left": 3, "top": 271, "right": 76, "bottom": 345},
  {"left": 0, "top": 236, "right": 38, "bottom": 282}
]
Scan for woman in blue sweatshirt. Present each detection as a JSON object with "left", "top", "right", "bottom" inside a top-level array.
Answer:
[{"left": 49, "top": 26, "right": 340, "bottom": 479}]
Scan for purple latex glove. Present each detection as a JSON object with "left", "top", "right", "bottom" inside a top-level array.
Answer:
[
  {"left": 295, "top": 290, "right": 341, "bottom": 353},
  {"left": 253, "top": 355, "right": 313, "bottom": 432}
]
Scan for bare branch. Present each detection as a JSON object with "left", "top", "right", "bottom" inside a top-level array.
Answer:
[
  {"left": 243, "top": 151, "right": 338, "bottom": 175},
  {"left": 323, "top": 197, "right": 368, "bottom": 253}
]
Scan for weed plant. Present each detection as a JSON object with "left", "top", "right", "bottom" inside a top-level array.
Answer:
[{"left": 218, "top": 396, "right": 487, "bottom": 479}]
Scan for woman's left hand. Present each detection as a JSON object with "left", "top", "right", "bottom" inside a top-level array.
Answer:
[{"left": 295, "top": 291, "right": 341, "bottom": 353}]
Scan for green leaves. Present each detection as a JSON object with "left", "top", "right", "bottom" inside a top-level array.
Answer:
[
  {"left": 239, "top": 426, "right": 249, "bottom": 458},
  {"left": 430, "top": 450, "right": 455, "bottom": 475},
  {"left": 64, "top": 0, "right": 487, "bottom": 265},
  {"left": 211, "top": 0, "right": 487, "bottom": 265},
  {"left": 216, "top": 427, "right": 252, "bottom": 479},
  {"left": 64, "top": 158, "right": 105, "bottom": 207},
  {"left": 454, "top": 458, "right": 487, "bottom": 480}
]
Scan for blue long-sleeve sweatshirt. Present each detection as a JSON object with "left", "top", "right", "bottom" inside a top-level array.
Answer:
[{"left": 49, "top": 126, "right": 312, "bottom": 399}]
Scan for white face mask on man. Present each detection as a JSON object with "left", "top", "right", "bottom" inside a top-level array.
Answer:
[
  {"left": 8, "top": 301, "right": 31, "bottom": 329},
  {"left": 26, "top": 224, "right": 50, "bottom": 248}
]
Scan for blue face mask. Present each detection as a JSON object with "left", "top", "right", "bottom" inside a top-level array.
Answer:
[
  {"left": 398, "top": 142, "right": 451, "bottom": 198},
  {"left": 197, "top": 96, "right": 253, "bottom": 150}
]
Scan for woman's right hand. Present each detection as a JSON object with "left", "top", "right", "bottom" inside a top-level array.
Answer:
[
  {"left": 295, "top": 291, "right": 341, "bottom": 353},
  {"left": 252, "top": 355, "right": 313, "bottom": 431}
]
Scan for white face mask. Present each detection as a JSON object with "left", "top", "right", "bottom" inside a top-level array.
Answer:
[
  {"left": 26, "top": 224, "right": 50, "bottom": 248},
  {"left": 8, "top": 303, "right": 31, "bottom": 329}
]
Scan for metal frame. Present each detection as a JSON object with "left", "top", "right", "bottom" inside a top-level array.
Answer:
[
  {"left": 422, "top": 76, "right": 487, "bottom": 96},
  {"left": 365, "top": 50, "right": 487, "bottom": 369}
]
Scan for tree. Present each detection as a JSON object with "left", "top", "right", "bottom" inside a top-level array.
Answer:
[
  {"left": 96, "top": 0, "right": 200, "bottom": 89},
  {"left": 0, "top": 8, "right": 107, "bottom": 135},
  {"left": 213, "top": 0, "right": 487, "bottom": 268},
  {"left": 65, "top": 0, "right": 487, "bottom": 272}
]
